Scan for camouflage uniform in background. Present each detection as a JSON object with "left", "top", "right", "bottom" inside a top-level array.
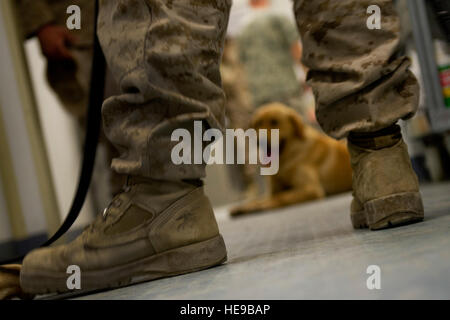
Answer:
[
  {"left": 221, "top": 38, "right": 253, "bottom": 131},
  {"left": 237, "top": 12, "right": 306, "bottom": 114},
  {"left": 221, "top": 38, "right": 256, "bottom": 193},
  {"left": 96, "top": 0, "right": 418, "bottom": 182},
  {"left": 18, "top": 0, "right": 96, "bottom": 119}
]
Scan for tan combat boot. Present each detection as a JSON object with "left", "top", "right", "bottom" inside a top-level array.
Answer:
[
  {"left": 20, "top": 177, "right": 227, "bottom": 294},
  {"left": 348, "top": 124, "right": 424, "bottom": 230}
]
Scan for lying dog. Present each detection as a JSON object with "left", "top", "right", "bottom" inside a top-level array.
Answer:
[{"left": 230, "top": 102, "right": 352, "bottom": 216}]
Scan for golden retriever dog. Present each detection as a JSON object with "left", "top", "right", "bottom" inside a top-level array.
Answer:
[{"left": 230, "top": 102, "right": 352, "bottom": 216}]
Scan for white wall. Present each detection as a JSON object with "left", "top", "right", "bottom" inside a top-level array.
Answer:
[
  {"left": 0, "top": 4, "right": 94, "bottom": 244},
  {"left": 0, "top": 7, "right": 47, "bottom": 238},
  {"left": 24, "top": 39, "right": 95, "bottom": 229},
  {"left": 0, "top": 178, "right": 12, "bottom": 242}
]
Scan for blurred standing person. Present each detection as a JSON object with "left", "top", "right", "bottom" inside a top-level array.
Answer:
[
  {"left": 221, "top": 38, "right": 258, "bottom": 196},
  {"left": 237, "top": 0, "right": 312, "bottom": 121},
  {"left": 16, "top": 0, "right": 124, "bottom": 200},
  {"left": 18, "top": 0, "right": 96, "bottom": 120},
  {"left": 221, "top": 38, "right": 253, "bottom": 132}
]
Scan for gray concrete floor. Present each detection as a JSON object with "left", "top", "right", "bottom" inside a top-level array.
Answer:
[{"left": 74, "top": 182, "right": 450, "bottom": 300}]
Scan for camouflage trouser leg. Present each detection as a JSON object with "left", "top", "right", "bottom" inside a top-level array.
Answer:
[
  {"left": 97, "top": 0, "right": 231, "bottom": 180},
  {"left": 294, "top": 0, "right": 419, "bottom": 139}
]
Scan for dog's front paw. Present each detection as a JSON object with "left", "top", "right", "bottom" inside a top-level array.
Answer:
[
  {"left": 230, "top": 198, "right": 276, "bottom": 217},
  {"left": 229, "top": 204, "right": 252, "bottom": 217}
]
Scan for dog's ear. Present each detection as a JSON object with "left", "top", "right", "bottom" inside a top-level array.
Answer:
[{"left": 287, "top": 109, "right": 305, "bottom": 139}]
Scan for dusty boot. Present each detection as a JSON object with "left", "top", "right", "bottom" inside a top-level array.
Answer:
[
  {"left": 348, "top": 124, "right": 424, "bottom": 230},
  {"left": 20, "top": 177, "right": 227, "bottom": 294}
]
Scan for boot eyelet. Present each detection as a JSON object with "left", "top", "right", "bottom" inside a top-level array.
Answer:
[{"left": 102, "top": 207, "right": 109, "bottom": 219}]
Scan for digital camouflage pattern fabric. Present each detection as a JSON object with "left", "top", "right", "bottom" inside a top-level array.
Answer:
[{"left": 96, "top": 0, "right": 418, "bottom": 180}]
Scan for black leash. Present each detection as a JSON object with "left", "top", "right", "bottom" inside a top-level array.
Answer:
[{"left": 0, "top": 0, "right": 105, "bottom": 264}]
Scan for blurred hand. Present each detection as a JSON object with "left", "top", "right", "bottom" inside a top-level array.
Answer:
[{"left": 37, "top": 24, "right": 77, "bottom": 60}]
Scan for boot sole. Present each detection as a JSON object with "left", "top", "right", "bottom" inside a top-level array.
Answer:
[
  {"left": 351, "top": 192, "right": 424, "bottom": 231},
  {"left": 350, "top": 209, "right": 368, "bottom": 229},
  {"left": 20, "top": 235, "right": 227, "bottom": 295}
]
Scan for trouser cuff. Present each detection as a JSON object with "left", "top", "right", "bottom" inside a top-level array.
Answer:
[{"left": 348, "top": 124, "right": 402, "bottom": 150}]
